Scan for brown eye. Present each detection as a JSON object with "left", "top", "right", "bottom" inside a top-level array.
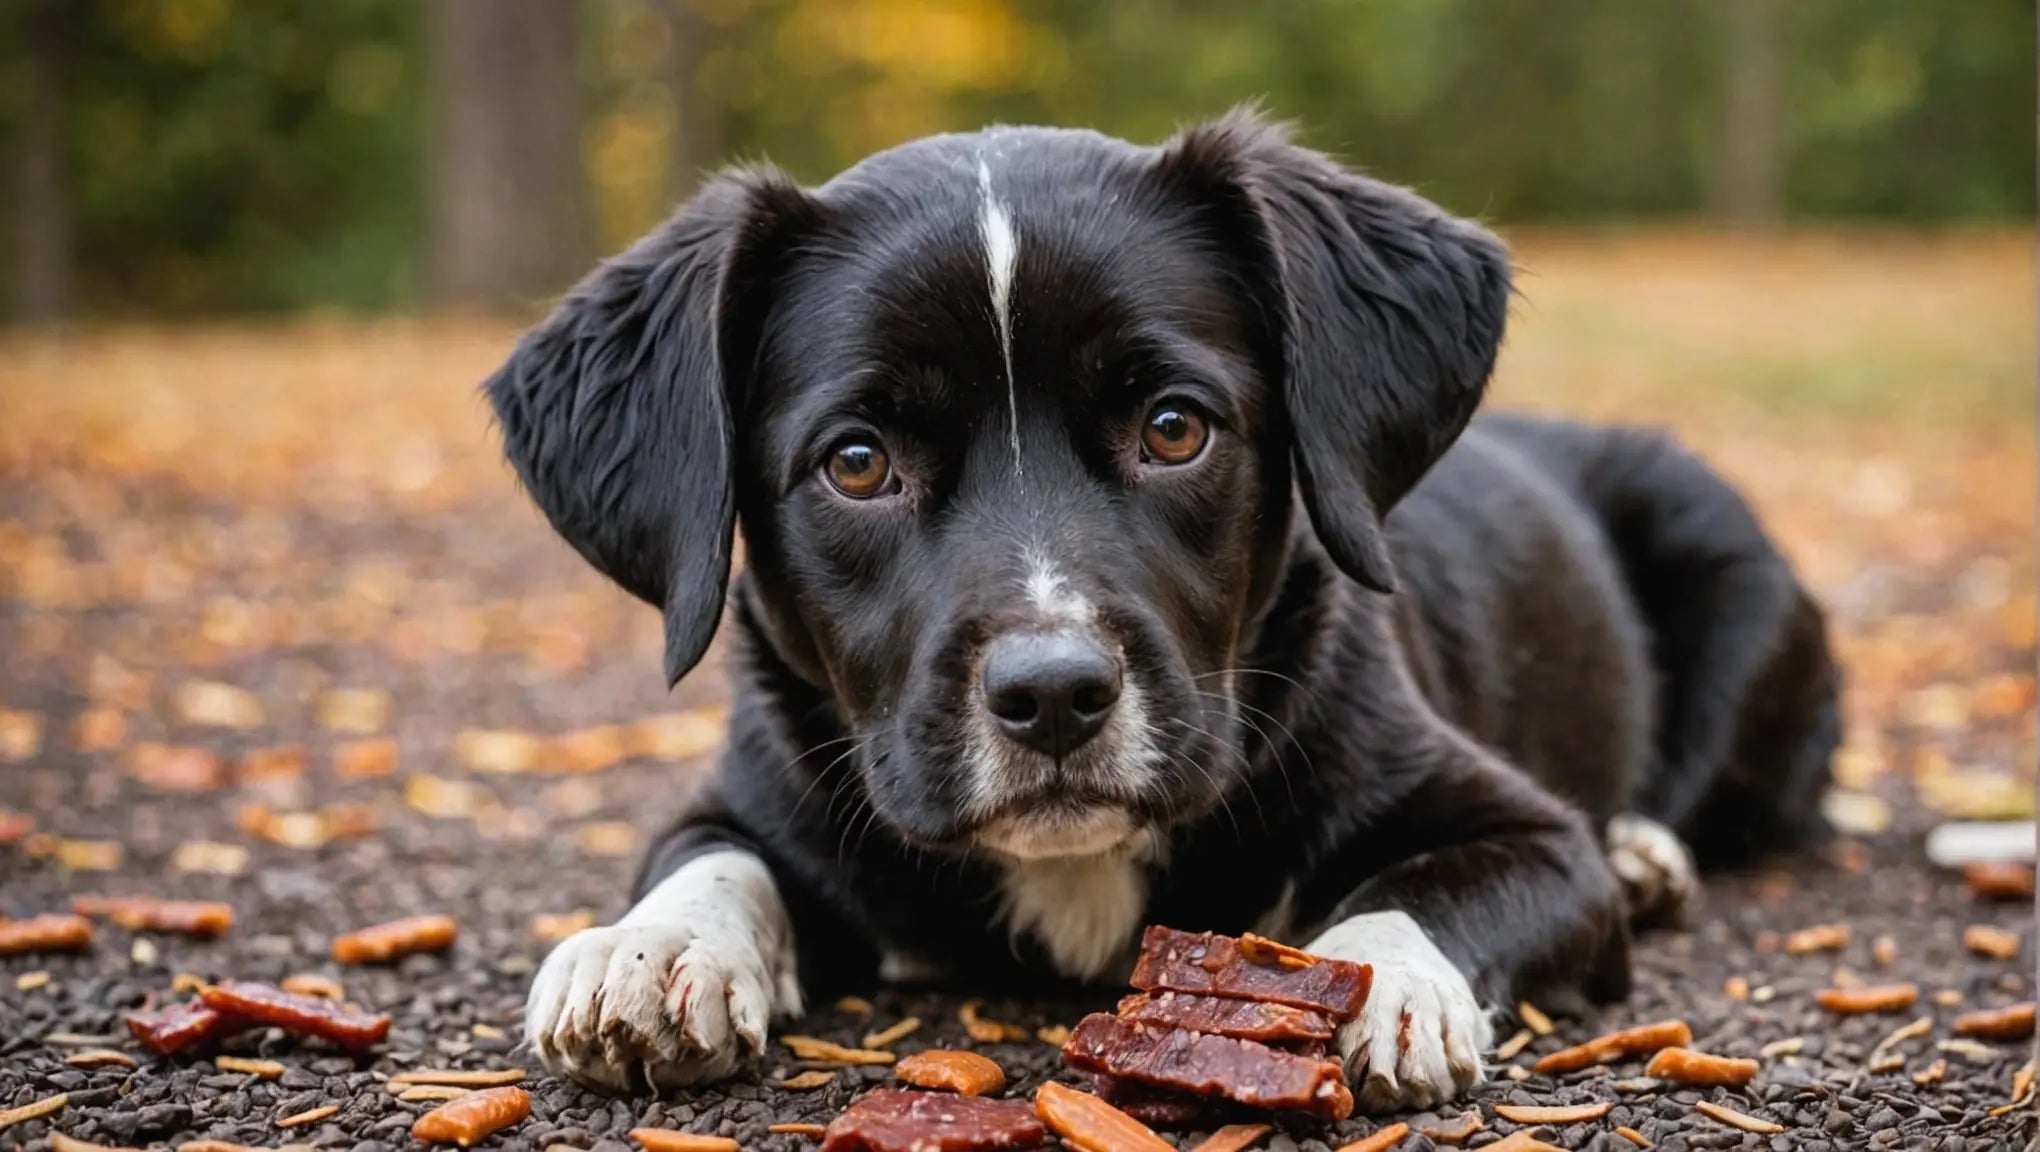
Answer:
[
  {"left": 1140, "top": 405, "right": 1208, "bottom": 465},
  {"left": 825, "top": 438, "right": 894, "bottom": 499}
]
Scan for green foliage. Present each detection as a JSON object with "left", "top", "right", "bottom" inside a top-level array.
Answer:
[{"left": 4, "top": 0, "right": 2032, "bottom": 316}]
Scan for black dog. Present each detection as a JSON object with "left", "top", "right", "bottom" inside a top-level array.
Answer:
[{"left": 493, "top": 110, "right": 1839, "bottom": 1110}]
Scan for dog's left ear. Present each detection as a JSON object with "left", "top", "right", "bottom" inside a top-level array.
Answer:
[{"left": 1155, "top": 110, "right": 1512, "bottom": 593}]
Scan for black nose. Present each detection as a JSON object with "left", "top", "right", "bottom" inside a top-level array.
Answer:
[{"left": 981, "top": 632, "right": 1123, "bottom": 758}]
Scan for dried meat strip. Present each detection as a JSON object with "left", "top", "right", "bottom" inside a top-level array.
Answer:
[
  {"left": 1115, "top": 992, "right": 1335, "bottom": 1043},
  {"left": 1129, "top": 927, "right": 1370, "bottom": 1018},
  {"left": 125, "top": 1001, "right": 246, "bottom": 1055},
  {"left": 1092, "top": 1075, "right": 1219, "bottom": 1130},
  {"left": 820, "top": 1089, "right": 1045, "bottom": 1152},
  {"left": 199, "top": 980, "right": 390, "bottom": 1050},
  {"left": 1062, "top": 1013, "right": 1353, "bottom": 1120}
]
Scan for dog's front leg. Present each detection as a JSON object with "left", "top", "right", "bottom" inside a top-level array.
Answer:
[
  {"left": 1304, "top": 726, "right": 1626, "bottom": 1113},
  {"left": 524, "top": 843, "right": 802, "bottom": 1090}
]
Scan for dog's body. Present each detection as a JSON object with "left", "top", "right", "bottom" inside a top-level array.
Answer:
[{"left": 496, "top": 113, "right": 1839, "bottom": 1110}]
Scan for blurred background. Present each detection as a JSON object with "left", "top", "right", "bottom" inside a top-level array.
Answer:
[{"left": 0, "top": 3, "right": 2031, "bottom": 900}]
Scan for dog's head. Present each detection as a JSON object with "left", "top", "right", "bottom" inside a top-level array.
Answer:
[{"left": 486, "top": 110, "right": 1509, "bottom": 863}]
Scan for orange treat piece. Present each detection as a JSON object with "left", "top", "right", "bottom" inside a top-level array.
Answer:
[
  {"left": 1644, "top": 1047, "right": 1759, "bottom": 1087},
  {"left": 74, "top": 896, "right": 233, "bottom": 938},
  {"left": 1532, "top": 1019, "right": 1692, "bottom": 1074},
  {"left": 1814, "top": 983, "right": 1918, "bottom": 1014},
  {"left": 0, "top": 914, "right": 93, "bottom": 956},
  {"left": 1033, "top": 1082, "right": 1173, "bottom": 1152},
  {"left": 331, "top": 914, "right": 458, "bottom": 964},
  {"left": 894, "top": 1049, "right": 1007, "bottom": 1096},
  {"left": 411, "top": 1086, "right": 530, "bottom": 1146},
  {"left": 1952, "top": 1002, "right": 2036, "bottom": 1041}
]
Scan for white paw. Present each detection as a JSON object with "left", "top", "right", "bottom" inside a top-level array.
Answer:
[
  {"left": 1607, "top": 813, "right": 1698, "bottom": 924},
  {"left": 524, "top": 851, "right": 801, "bottom": 1091},
  {"left": 1306, "top": 910, "right": 1492, "bottom": 1113}
]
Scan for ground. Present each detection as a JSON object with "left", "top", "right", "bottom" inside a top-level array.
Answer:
[{"left": 0, "top": 232, "right": 2033, "bottom": 1151}]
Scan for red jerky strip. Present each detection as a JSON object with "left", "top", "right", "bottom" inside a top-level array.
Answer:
[
  {"left": 199, "top": 980, "right": 390, "bottom": 1051},
  {"left": 1130, "top": 926, "right": 1370, "bottom": 1018},
  {"left": 125, "top": 1001, "right": 246, "bottom": 1055},
  {"left": 1063, "top": 1013, "right": 1353, "bottom": 1120},
  {"left": 1116, "top": 991, "right": 1336, "bottom": 1043},
  {"left": 1093, "top": 1075, "right": 1220, "bottom": 1130},
  {"left": 820, "top": 1088, "right": 1045, "bottom": 1152}
]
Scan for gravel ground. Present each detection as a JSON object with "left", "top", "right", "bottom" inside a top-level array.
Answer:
[{"left": 2, "top": 438, "right": 2034, "bottom": 1152}]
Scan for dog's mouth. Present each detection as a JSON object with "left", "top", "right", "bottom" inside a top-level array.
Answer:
[{"left": 972, "top": 797, "right": 1145, "bottom": 862}]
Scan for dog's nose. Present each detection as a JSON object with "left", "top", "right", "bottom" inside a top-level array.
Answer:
[{"left": 981, "top": 632, "right": 1123, "bottom": 758}]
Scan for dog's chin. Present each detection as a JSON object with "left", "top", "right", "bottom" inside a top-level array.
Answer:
[{"left": 974, "top": 805, "right": 1143, "bottom": 862}]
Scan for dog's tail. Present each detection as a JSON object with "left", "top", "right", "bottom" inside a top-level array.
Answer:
[{"left": 1480, "top": 414, "right": 1842, "bottom": 869}]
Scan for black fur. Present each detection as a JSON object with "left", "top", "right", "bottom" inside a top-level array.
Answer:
[{"left": 485, "top": 110, "right": 1840, "bottom": 1013}]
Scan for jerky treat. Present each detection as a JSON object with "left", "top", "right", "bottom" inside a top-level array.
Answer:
[
  {"left": 1063, "top": 1013, "right": 1353, "bottom": 1120},
  {"left": 74, "top": 896, "right": 233, "bottom": 938},
  {"left": 820, "top": 1088, "right": 1046, "bottom": 1152},
  {"left": 330, "top": 914, "right": 458, "bottom": 964},
  {"left": 199, "top": 980, "right": 391, "bottom": 1050},
  {"left": 1130, "top": 927, "right": 1370, "bottom": 1017},
  {"left": 1092, "top": 1075, "right": 1217, "bottom": 1130},
  {"left": 1115, "top": 992, "right": 1336, "bottom": 1044},
  {"left": 412, "top": 1086, "right": 530, "bottom": 1146},
  {"left": 125, "top": 1001, "right": 245, "bottom": 1056},
  {"left": 0, "top": 913, "right": 94, "bottom": 956}
]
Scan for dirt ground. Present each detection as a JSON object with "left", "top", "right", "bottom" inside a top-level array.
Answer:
[{"left": 1, "top": 232, "right": 2034, "bottom": 1150}]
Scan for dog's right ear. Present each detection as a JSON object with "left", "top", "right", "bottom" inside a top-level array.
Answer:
[{"left": 485, "top": 169, "right": 817, "bottom": 687}]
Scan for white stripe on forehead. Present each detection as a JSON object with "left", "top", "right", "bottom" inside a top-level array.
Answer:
[{"left": 977, "top": 157, "right": 1022, "bottom": 472}]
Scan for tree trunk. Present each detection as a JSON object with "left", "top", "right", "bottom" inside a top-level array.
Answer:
[
  {"left": 1711, "top": 0, "right": 1785, "bottom": 227},
  {"left": 11, "top": 0, "right": 74, "bottom": 322},
  {"left": 666, "top": 0, "right": 723, "bottom": 203},
  {"left": 427, "top": 0, "right": 591, "bottom": 309}
]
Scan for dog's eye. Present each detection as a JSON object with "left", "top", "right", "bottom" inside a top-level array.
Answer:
[
  {"left": 824, "top": 438, "right": 895, "bottom": 499},
  {"left": 1140, "top": 405, "right": 1209, "bottom": 466}
]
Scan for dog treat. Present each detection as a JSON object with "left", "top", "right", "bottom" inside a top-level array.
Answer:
[
  {"left": 863, "top": 1017, "right": 922, "bottom": 1050},
  {"left": 50, "top": 1133, "right": 142, "bottom": 1152},
  {"left": 782, "top": 1035, "right": 898, "bottom": 1065},
  {"left": 1493, "top": 1101, "right": 1613, "bottom": 1124},
  {"left": 279, "top": 973, "right": 343, "bottom": 999},
  {"left": 1962, "top": 924, "right": 2021, "bottom": 959},
  {"left": 399, "top": 1087, "right": 471, "bottom": 1104},
  {"left": 276, "top": 1105, "right": 338, "bottom": 1128},
  {"left": 200, "top": 980, "right": 391, "bottom": 1050},
  {"left": 389, "top": 1068, "right": 527, "bottom": 1088},
  {"left": 1614, "top": 1126, "right": 1651, "bottom": 1148},
  {"left": 1952, "top": 1002, "right": 2037, "bottom": 1040},
  {"left": 126, "top": 1001, "right": 245, "bottom": 1055},
  {"left": 895, "top": 1049, "right": 1007, "bottom": 1096},
  {"left": 1130, "top": 927, "right": 1371, "bottom": 1017},
  {"left": 1115, "top": 992, "right": 1336, "bottom": 1043},
  {"left": 783, "top": 1071, "right": 838, "bottom": 1090},
  {"left": 411, "top": 1088, "right": 528, "bottom": 1146},
  {"left": 63, "top": 1048, "right": 136, "bottom": 1068},
  {"left": 1188, "top": 1123, "right": 1272, "bottom": 1152},
  {"left": 958, "top": 1000, "right": 1030, "bottom": 1044},
  {"left": 0, "top": 913, "right": 94, "bottom": 956},
  {"left": 1090, "top": 1075, "right": 1216, "bottom": 1130},
  {"left": 73, "top": 896, "right": 234, "bottom": 938},
  {"left": 821, "top": 1088, "right": 1047, "bottom": 1152},
  {"left": 1964, "top": 860, "right": 2036, "bottom": 901},
  {"left": 1814, "top": 983, "right": 1918, "bottom": 1014},
  {"left": 1332, "top": 1125, "right": 1410, "bottom": 1152},
  {"left": 1419, "top": 1111, "right": 1485, "bottom": 1144},
  {"left": 211, "top": 1055, "right": 284, "bottom": 1078},
  {"left": 1516, "top": 1001, "right": 1556, "bottom": 1036},
  {"left": 1691, "top": 1100, "right": 1783, "bottom": 1135},
  {"left": 1531, "top": 1019, "right": 1693, "bottom": 1074},
  {"left": 1032, "top": 1082, "right": 1172, "bottom": 1152},
  {"left": 1643, "top": 1047, "right": 1759, "bottom": 1087},
  {"left": 770, "top": 1124, "right": 829, "bottom": 1138},
  {"left": 1063, "top": 1013, "right": 1352, "bottom": 1120},
  {"left": 1480, "top": 1135, "right": 1565, "bottom": 1152},
  {"left": 330, "top": 914, "right": 458, "bottom": 964}
]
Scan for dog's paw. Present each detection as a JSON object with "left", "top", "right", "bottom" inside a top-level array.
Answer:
[
  {"left": 524, "top": 852, "right": 799, "bottom": 1092},
  {"left": 1306, "top": 910, "right": 1493, "bottom": 1113},
  {"left": 1607, "top": 813, "right": 1698, "bottom": 926}
]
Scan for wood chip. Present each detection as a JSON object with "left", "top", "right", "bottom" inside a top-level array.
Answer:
[
  {"left": 1643, "top": 1047, "right": 1759, "bottom": 1087},
  {"left": 833, "top": 996, "right": 874, "bottom": 1016},
  {"left": 1036, "top": 1023, "right": 1071, "bottom": 1045},
  {"left": 1417, "top": 1111, "right": 1484, "bottom": 1145},
  {"left": 629, "top": 1131, "right": 739, "bottom": 1152},
  {"left": 1723, "top": 975, "right": 1748, "bottom": 1000},
  {"left": 1757, "top": 1036, "right": 1803, "bottom": 1059},
  {"left": 1866, "top": 1052, "right": 1905, "bottom": 1073},
  {"left": 1331, "top": 1123, "right": 1409, "bottom": 1152},
  {"left": 1479, "top": 1134, "right": 1563, "bottom": 1152},
  {"left": 1493, "top": 1102, "right": 1613, "bottom": 1124},
  {"left": 1816, "top": 983, "right": 1918, "bottom": 1014},
  {"left": 1964, "top": 860, "right": 2036, "bottom": 901},
  {"left": 17, "top": 970, "right": 50, "bottom": 991},
  {"left": 1940, "top": 1038, "right": 2006, "bottom": 1062},
  {"left": 1516, "top": 1001, "right": 1555, "bottom": 1036},
  {"left": 766, "top": 1124, "right": 826, "bottom": 1138},
  {"left": 276, "top": 1106, "right": 337, "bottom": 1129},
  {"left": 41, "top": 1033, "right": 123, "bottom": 1048},
  {"left": 861, "top": 1016, "right": 922, "bottom": 1050},
  {"left": 471, "top": 1024, "right": 505, "bottom": 1041},
  {"left": 1190, "top": 1123, "right": 1272, "bottom": 1152},
  {"left": 64, "top": 1048, "right": 136, "bottom": 1068},
  {"left": 399, "top": 1087, "right": 473, "bottom": 1103},
  {"left": 1952, "top": 1002, "right": 2037, "bottom": 1041},
  {"left": 1913, "top": 1058, "right": 1948, "bottom": 1085},
  {"left": 279, "top": 973, "right": 343, "bottom": 999},
  {"left": 171, "top": 840, "right": 249, "bottom": 876},
  {"left": 1870, "top": 934, "right": 1897, "bottom": 966},
  {"left": 0, "top": 1093, "right": 68, "bottom": 1132},
  {"left": 957, "top": 999, "right": 1028, "bottom": 1043},
  {"left": 51, "top": 1134, "right": 143, "bottom": 1152},
  {"left": 1692, "top": 1100, "right": 1783, "bottom": 1135},
  {"left": 1869, "top": 1016, "right": 1934, "bottom": 1058},
  {"left": 215, "top": 1055, "right": 285, "bottom": 1079},
  {"left": 779, "top": 1035, "right": 896, "bottom": 1065},
  {"left": 388, "top": 1068, "right": 527, "bottom": 1087},
  {"left": 1494, "top": 1028, "right": 1535, "bottom": 1061},
  {"left": 1783, "top": 923, "right": 1850, "bottom": 954},
  {"left": 779, "top": 1071, "right": 835, "bottom": 1090},
  {"left": 1615, "top": 1127, "right": 1651, "bottom": 1148},
  {"left": 532, "top": 911, "right": 594, "bottom": 942},
  {"left": 1963, "top": 924, "right": 2022, "bottom": 959},
  {"left": 1533, "top": 1019, "right": 1692, "bottom": 1074}
]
